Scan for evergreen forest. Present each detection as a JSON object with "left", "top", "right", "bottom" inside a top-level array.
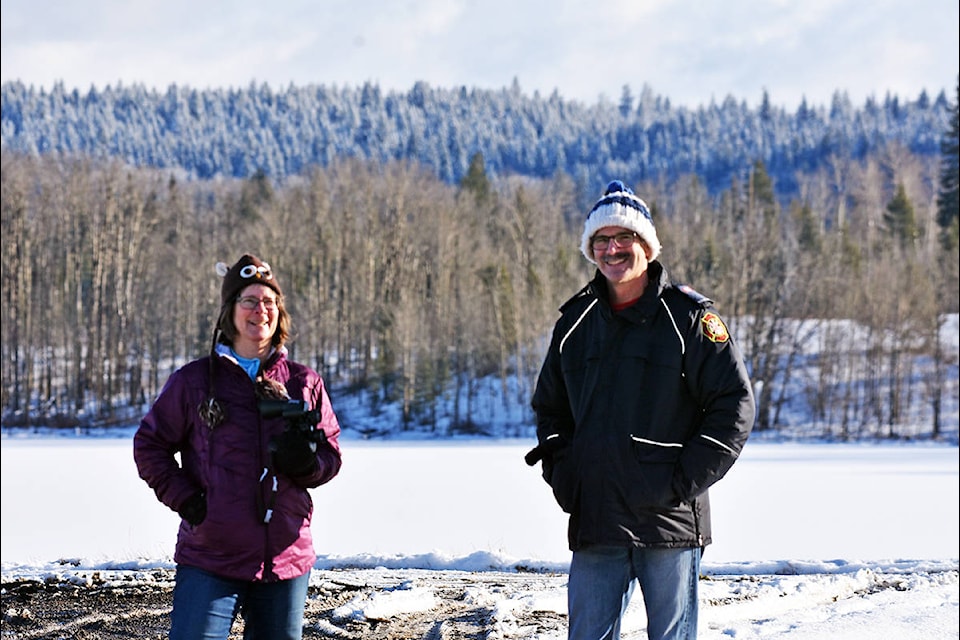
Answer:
[{"left": 1, "top": 78, "right": 958, "bottom": 440}]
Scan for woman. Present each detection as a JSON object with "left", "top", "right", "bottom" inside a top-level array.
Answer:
[{"left": 134, "top": 253, "right": 342, "bottom": 640}]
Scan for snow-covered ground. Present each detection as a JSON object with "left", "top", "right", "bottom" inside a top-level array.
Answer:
[{"left": 2, "top": 436, "right": 957, "bottom": 638}]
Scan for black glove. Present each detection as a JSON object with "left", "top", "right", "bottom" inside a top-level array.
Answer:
[
  {"left": 271, "top": 429, "right": 318, "bottom": 477},
  {"left": 178, "top": 491, "right": 207, "bottom": 526},
  {"left": 524, "top": 433, "right": 567, "bottom": 466}
]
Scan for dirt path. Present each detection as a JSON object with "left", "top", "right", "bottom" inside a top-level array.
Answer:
[
  {"left": 3, "top": 565, "right": 956, "bottom": 639},
  {"left": 0, "top": 568, "right": 567, "bottom": 639}
]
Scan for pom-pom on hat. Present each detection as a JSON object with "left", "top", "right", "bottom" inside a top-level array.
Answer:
[
  {"left": 216, "top": 254, "right": 283, "bottom": 307},
  {"left": 580, "top": 180, "right": 661, "bottom": 265}
]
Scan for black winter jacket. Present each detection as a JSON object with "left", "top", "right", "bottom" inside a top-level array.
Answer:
[{"left": 530, "top": 263, "right": 755, "bottom": 551}]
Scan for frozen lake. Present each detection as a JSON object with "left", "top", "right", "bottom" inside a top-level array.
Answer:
[{"left": 1, "top": 438, "right": 957, "bottom": 567}]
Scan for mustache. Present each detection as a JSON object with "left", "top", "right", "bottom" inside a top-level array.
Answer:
[{"left": 601, "top": 252, "right": 631, "bottom": 262}]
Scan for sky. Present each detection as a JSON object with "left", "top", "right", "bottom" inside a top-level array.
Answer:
[
  {"left": 1, "top": 437, "right": 957, "bottom": 638},
  {"left": 1, "top": 0, "right": 957, "bottom": 110}
]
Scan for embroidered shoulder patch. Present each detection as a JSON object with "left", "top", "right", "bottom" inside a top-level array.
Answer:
[{"left": 701, "top": 312, "right": 729, "bottom": 343}]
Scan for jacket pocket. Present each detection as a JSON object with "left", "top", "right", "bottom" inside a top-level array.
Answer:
[
  {"left": 625, "top": 436, "right": 682, "bottom": 508},
  {"left": 548, "top": 450, "right": 579, "bottom": 514}
]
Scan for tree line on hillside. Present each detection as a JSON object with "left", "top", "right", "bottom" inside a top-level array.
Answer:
[
  {"left": 2, "top": 98, "right": 958, "bottom": 437},
  {"left": 0, "top": 78, "right": 952, "bottom": 200}
]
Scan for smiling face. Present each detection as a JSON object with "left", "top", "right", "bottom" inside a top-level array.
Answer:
[
  {"left": 230, "top": 283, "right": 281, "bottom": 358},
  {"left": 591, "top": 225, "right": 652, "bottom": 303}
]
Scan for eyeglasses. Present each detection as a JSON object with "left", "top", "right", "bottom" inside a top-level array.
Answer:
[
  {"left": 237, "top": 296, "right": 279, "bottom": 310},
  {"left": 591, "top": 232, "right": 639, "bottom": 251},
  {"left": 239, "top": 263, "right": 273, "bottom": 280}
]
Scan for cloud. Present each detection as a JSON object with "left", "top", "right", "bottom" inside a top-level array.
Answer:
[{"left": 1, "top": 0, "right": 956, "bottom": 107}]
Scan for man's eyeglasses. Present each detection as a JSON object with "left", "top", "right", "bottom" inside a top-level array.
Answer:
[
  {"left": 591, "top": 232, "right": 639, "bottom": 251},
  {"left": 237, "top": 296, "right": 279, "bottom": 310}
]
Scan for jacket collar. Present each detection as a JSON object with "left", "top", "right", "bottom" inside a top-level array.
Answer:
[{"left": 587, "top": 261, "right": 668, "bottom": 316}]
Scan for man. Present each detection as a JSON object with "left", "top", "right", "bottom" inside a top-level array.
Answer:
[{"left": 528, "top": 180, "right": 756, "bottom": 640}]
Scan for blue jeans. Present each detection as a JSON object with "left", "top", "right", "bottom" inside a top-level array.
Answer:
[
  {"left": 169, "top": 565, "right": 311, "bottom": 640},
  {"left": 567, "top": 545, "right": 700, "bottom": 640}
]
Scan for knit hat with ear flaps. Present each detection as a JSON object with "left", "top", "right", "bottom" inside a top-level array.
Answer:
[
  {"left": 216, "top": 254, "right": 283, "bottom": 307},
  {"left": 199, "top": 254, "right": 284, "bottom": 429},
  {"left": 580, "top": 180, "right": 661, "bottom": 265}
]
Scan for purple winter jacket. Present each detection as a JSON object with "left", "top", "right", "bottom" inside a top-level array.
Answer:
[{"left": 133, "top": 348, "right": 342, "bottom": 582}]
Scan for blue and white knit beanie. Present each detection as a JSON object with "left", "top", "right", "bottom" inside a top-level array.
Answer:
[{"left": 580, "top": 180, "right": 661, "bottom": 265}]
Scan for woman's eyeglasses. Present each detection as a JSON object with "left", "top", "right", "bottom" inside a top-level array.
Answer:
[{"left": 237, "top": 296, "right": 279, "bottom": 310}]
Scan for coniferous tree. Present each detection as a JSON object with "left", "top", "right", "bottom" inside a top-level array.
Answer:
[
  {"left": 619, "top": 85, "right": 634, "bottom": 118},
  {"left": 936, "top": 76, "right": 959, "bottom": 249},
  {"left": 459, "top": 152, "right": 492, "bottom": 206},
  {"left": 884, "top": 182, "right": 919, "bottom": 249}
]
